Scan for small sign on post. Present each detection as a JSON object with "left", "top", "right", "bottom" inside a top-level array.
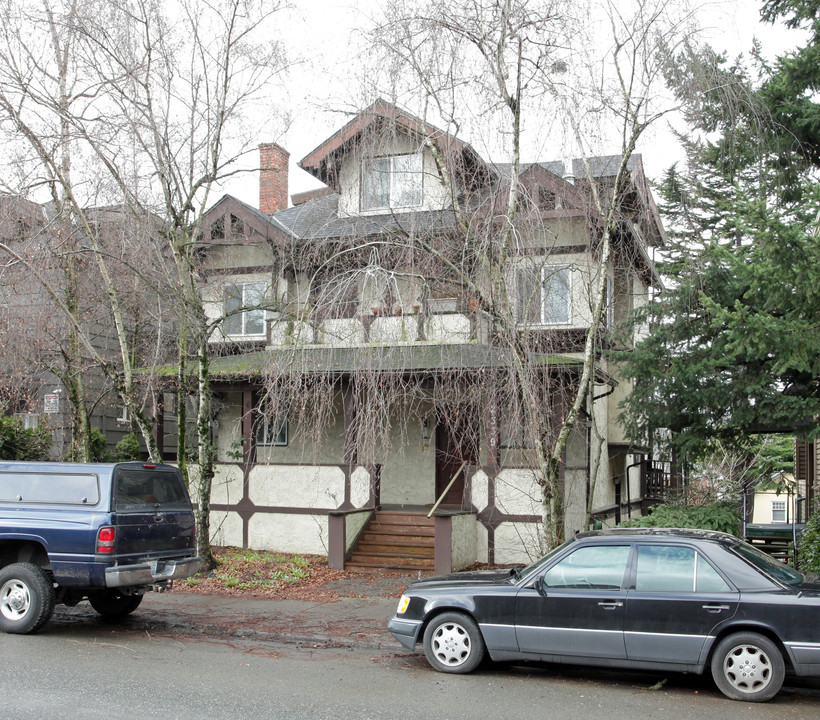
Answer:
[{"left": 44, "top": 394, "right": 60, "bottom": 414}]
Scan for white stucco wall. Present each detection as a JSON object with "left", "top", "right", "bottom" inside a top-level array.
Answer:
[
  {"left": 350, "top": 466, "right": 371, "bottom": 508},
  {"left": 450, "top": 514, "right": 478, "bottom": 571},
  {"left": 248, "top": 513, "right": 328, "bottom": 555},
  {"left": 209, "top": 510, "right": 244, "bottom": 547},
  {"left": 345, "top": 510, "right": 373, "bottom": 550},
  {"left": 494, "top": 522, "right": 546, "bottom": 564},
  {"left": 248, "top": 465, "right": 345, "bottom": 509},
  {"left": 336, "top": 133, "right": 452, "bottom": 217},
  {"left": 495, "top": 469, "right": 541, "bottom": 516}
]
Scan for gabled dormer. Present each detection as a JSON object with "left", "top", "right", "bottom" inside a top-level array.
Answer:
[{"left": 298, "top": 100, "right": 490, "bottom": 218}]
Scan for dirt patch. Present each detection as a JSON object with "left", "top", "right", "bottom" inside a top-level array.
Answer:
[{"left": 174, "top": 547, "right": 416, "bottom": 602}]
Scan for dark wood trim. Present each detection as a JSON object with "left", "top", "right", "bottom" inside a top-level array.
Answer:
[{"left": 434, "top": 515, "right": 453, "bottom": 574}]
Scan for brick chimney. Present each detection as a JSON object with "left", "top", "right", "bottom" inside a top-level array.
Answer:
[{"left": 259, "top": 143, "right": 289, "bottom": 214}]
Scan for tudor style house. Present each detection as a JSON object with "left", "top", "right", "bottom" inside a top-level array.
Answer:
[{"left": 194, "top": 101, "right": 674, "bottom": 572}]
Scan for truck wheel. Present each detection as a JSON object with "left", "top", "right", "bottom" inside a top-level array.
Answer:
[
  {"left": 0, "top": 562, "right": 56, "bottom": 634},
  {"left": 88, "top": 590, "right": 143, "bottom": 619}
]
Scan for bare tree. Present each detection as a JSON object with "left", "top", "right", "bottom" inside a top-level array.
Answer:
[
  {"left": 0, "top": 0, "right": 290, "bottom": 566},
  {"left": 262, "top": 0, "right": 692, "bottom": 553}
]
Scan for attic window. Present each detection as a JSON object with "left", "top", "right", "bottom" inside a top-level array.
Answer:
[
  {"left": 361, "top": 153, "right": 422, "bottom": 211},
  {"left": 210, "top": 216, "right": 224, "bottom": 240},
  {"left": 537, "top": 187, "right": 557, "bottom": 210}
]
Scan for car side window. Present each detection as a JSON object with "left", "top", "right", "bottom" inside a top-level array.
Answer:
[
  {"left": 695, "top": 555, "right": 732, "bottom": 592},
  {"left": 542, "top": 545, "right": 630, "bottom": 590},
  {"left": 635, "top": 545, "right": 731, "bottom": 593}
]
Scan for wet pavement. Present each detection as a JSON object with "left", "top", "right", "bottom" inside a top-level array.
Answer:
[{"left": 50, "top": 572, "right": 418, "bottom": 651}]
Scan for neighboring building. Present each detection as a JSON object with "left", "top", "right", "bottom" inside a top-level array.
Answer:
[
  {"left": 192, "top": 101, "right": 672, "bottom": 571},
  {"left": 795, "top": 438, "right": 819, "bottom": 523},
  {"left": 750, "top": 473, "right": 797, "bottom": 525},
  {"left": 0, "top": 194, "right": 157, "bottom": 459}
]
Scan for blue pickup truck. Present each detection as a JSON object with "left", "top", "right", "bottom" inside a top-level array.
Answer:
[{"left": 0, "top": 461, "right": 201, "bottom": 634}]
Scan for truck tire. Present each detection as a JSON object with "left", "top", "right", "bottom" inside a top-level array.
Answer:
[
  {"left": 0, "top": 562, "right": 56, "bottom": 634},
  {"left": 88, "top": 590, "right": 143, "bottom": 619}
]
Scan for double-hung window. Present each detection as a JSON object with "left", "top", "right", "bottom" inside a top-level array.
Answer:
[
  {"left": 223, "top": 282, "right": 266, "bottom": 337},
  {"left": 771, "top": 500, "right": 787, "bottom": 523},
  {"left": 516, "top": 264, "right": 572, "bottom": 325},
  {"left": 361, "top": 153, "right": 422, "bottom": 211}
]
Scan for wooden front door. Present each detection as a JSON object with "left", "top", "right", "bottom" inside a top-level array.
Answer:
[{"left": 435, "top": 410, "right": 478, "bottom": 508}]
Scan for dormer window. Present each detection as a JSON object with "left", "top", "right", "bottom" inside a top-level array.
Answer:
[{"left": 361, "top": 153, "right": 422, "bottom": 211}]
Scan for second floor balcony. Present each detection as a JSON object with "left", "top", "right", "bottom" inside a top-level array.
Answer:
[{"left": 268, "top": 299, "right": 476, "bottom": 349}]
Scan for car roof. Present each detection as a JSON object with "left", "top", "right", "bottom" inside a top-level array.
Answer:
[{"left": 574, "top": 527, "right": 740, "bottom": 546}]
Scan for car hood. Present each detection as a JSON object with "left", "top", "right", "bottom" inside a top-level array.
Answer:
[{"left": 407, "top": 568, "right": 517, "bottom": 591}]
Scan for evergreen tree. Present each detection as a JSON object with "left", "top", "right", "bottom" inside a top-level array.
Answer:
[{"left": 619, "top": 8, "right": 820, "bottom": 462}]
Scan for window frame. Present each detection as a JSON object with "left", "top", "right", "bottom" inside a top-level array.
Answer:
[
  {"left": 222, "top": 281, "right": 267, "bottom": 338},
  {"left": 360, "top": 153, "right": 423, "bottom": 212},
  {"left": 771, "top": 500, "right": 787, "bottom": 523},
  {"left": 516, "top": 263, "right": 573, "bottom": 326},
  {"left": 256, "top": 399, "right": 288, "bottom": 447}
]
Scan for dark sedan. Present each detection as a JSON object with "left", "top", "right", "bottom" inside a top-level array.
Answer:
[{"left": 387, "top": 528, "right": 820, "bottom": 702}]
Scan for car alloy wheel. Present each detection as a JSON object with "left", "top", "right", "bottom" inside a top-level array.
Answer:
[
  {"left": 422, "top": 611, "right": 485, "bottom": 674},
  {"left": 711, "top": 632, "right": 785, "bottom": 702}
]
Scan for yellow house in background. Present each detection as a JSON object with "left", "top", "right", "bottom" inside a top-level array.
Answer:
[{"left": 751, "top": 474, "right": 797, "bottom": 525}]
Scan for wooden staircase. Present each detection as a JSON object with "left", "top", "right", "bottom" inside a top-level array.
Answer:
[{"left": 345, "top": 511, "right": 436, "bottom": 573}]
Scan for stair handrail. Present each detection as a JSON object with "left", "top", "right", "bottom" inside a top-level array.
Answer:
[{"left": 427, "top": 461, "right": 467, "bottom": 518}]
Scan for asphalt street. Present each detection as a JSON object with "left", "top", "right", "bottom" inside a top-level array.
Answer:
[{"left": 1, "top": 590, "right": 819, "bottom": 719}]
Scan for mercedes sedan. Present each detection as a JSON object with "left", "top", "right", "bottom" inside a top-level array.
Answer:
[{"left": 387, "top": 528, "right": 820, "bottom": 702}]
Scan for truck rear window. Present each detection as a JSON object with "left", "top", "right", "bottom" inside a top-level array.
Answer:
[
  {"left": 113, "top": 469, "right": 189, "bottom": 512},
  {"left": 0, "top": 472, "right": 100, "bottom": 505}
]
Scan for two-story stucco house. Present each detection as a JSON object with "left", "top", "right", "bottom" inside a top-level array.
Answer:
[{"left": 190, "top": 100, "right": 673, "bottom": 572}]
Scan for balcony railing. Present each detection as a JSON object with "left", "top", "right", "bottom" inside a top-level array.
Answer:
[{"left": 268, "top": 304, "right": 478, "bottom": 348}]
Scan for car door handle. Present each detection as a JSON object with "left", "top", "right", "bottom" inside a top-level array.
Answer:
[
  {"left": 702, "top": 604, "right": 730, "bottom": 613},
  {"left": 598, "top": 601, "right": 623, "bottom": 610}
]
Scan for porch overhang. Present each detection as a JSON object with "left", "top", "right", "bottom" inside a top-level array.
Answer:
[{"left": 200, "top": 344, "right": 616, "bottom": 385}]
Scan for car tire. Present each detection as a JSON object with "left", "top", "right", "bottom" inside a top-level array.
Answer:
[
  {"left": 0, "top": 562, "right": 56, "bottom": 634},
  {"left": 710, "top": 632, "right": 785, "bottom": 702},
  {"left": 88, "top": 590, "right": 144, "bottom": 619},
  {"left": 422, "top": 611, "right": 485, "bottom": 674}
]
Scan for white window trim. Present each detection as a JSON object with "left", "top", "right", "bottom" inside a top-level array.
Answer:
[
  {"left": 771, "top": 500, "right": 787, "bottom": 523},
  {"left": 516, "top": 263, "right": 573, "bottom": 326},
  {"left": 360, "top": 153, "right": 423, "bottom": 212},
  {"left": 257, "top": 406, "right": 288, "bottom": 447},
  {"left": 223, "top": 282, "right": 267, "bottom": 338}
]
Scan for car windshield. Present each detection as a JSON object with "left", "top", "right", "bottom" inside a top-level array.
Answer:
[
  {"left": 516, "top": 538, "right": 577, "bottom": 581},
  {"left": 732, "top": 541, "right": 804, "bottom": 586}
]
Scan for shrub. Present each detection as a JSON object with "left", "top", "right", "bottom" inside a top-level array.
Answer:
[
  {"left": 0, "top": 415, "right": 52, "bottom": 461},
  {"left": 114, "top": 433, "right": 141, "bottom": 461},
  {"left": 798, "top": 506, "right": 820, "bottom": 573},
  {"left": 88, "top": 426, "right": 111, "bottom": 462},
  {"left": 618, "top": 499, "right": 742, "bottom": 536}
]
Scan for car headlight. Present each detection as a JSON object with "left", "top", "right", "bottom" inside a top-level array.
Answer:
[{"left": 396, "top": 595, "right": 410, "bottom": 614}]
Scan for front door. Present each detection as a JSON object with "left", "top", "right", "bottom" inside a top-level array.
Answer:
[{"left": 435, "top": 410, "right": 478, "bottom": 507}]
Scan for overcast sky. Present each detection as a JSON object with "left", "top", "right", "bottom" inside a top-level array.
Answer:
[{"left": 219, "top": 0, "right": 806, "bottom": 206}]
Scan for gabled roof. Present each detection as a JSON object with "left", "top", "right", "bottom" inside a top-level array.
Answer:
[
  {"left": 199, "top": 194, "right": 288, "bottom": 243},
  {"left": 298, "top": 99, "right": 489, "bottom": 193}
]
